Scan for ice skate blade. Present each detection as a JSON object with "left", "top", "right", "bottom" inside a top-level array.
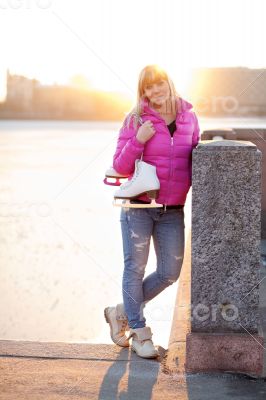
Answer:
[
  {"left": 103, "top": 177, "right": 127, "bottom": 186},
  {"left": 113, "top": 199, "right": 163, "bottom": 208}
]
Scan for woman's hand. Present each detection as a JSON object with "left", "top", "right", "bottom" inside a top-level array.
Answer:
[{"left": 136, "top": 120, "right": 156, "bottom": 144}]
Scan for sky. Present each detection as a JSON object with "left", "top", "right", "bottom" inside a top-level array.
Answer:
[{"left": 0, "top": 0, "right": 266, "bottom": 100}]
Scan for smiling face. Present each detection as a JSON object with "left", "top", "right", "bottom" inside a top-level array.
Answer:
[
  {"left": 138, "top": 65, "right": 171, "bottom": 109},
  {"left": 143, "top": 79, "right": 170, "bottom": 107},
  {"left": 137, "top": 65, "right": 177, "bottom": 115}
]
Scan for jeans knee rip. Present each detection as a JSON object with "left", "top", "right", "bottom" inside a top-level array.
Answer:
[
  {"left": 130, "top": 229, "right": 139, "bottom": 238},
  {"left": 134, "top": 240, "right": 149, "bottom": 251},
  {"left": 159, "top": 275, "right": 177, "bottom": 285}
]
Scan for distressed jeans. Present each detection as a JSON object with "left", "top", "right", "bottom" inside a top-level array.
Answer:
[{"left": 120, "top": 206, "right": 185, "bottom": 329}]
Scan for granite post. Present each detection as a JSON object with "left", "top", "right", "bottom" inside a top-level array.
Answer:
[{"left": 186, "top": 140, "right": 264, "bottom": 376}]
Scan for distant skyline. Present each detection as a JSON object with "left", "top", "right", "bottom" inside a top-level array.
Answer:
[{"left": 0, "top": 0, "right": 266, "bottom": 101}]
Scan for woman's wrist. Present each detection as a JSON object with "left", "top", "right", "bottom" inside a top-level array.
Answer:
[
  {"left": 136, "top": 135, "right": 145, "bottom": 144},
  {"left": 132, "top": 135, "right": 145, "bottom": 148}
]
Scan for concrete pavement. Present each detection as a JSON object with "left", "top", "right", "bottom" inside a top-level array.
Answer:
[{"left": 1, "top": 340, "right": 266, "bottom": 400}]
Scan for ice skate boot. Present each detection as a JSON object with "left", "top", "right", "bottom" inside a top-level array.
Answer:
[
  {"left": 113, "top": 160, "right": 163, "bottom": 208},
  {"left": 128, "top": 326, "right": 159, "bottom": 358},
  {"left": 104, "top": 303, "right": 130, "bottom": 347},
  {"left": 103, "top": 166, "right": 129, "bottom": 186}
]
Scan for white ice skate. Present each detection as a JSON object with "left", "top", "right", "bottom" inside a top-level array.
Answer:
[
  {"left": 103, "top": 167, "right": 129, "bottom": 186},
  {"left": 113, "top": 159, "right": 163, "bottom": 208}
]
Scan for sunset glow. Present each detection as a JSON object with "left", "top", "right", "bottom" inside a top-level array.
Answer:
[{"left": 0, "top": 0, "right": 266, "bottom": 100}]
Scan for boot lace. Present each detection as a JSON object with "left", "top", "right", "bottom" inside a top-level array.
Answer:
[
  {"left": 120, "top": 163, "right": 141, "bottom": 190},
  {"left": 120, "top": 319, "right": 128, "bottom": 332}
]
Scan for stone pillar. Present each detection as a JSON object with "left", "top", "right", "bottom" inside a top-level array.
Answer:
[{"left": 186, "top": 140, "right": 264, "bottom": 376}]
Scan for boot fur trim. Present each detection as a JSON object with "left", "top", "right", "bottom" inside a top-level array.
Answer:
[{"left": 128, "top": 326, "right": 152, "bottom": 341}]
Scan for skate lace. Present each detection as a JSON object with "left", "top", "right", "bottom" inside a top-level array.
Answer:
[{"left": 120, "top": 165, "right": 141, "bottom": 190}]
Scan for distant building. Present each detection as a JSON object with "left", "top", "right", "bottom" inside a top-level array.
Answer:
[
  {"left": 188, "top": 67, "right": 266, "bottom": 116},
  {"left": 5, "top": 69, "right": 39, "bottom": 112},
  {"left": 0, "top": 70, "right": 132, "bottom": 120}
]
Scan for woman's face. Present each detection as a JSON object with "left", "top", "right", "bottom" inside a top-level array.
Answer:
[{"left": 143, "top": 79, "right": 170, "bottom": 107}]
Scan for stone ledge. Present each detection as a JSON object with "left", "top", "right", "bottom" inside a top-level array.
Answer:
[
  {"left": 186, "top": 332, "right": 264, "bottom": 377},
  {"left": 163, "top": 231, "right": 192, "bottom": 375},
  {"left": 196, "top": 140, "right": 258, "bottom": 150},
  {"left": 164, "top": 227, "right": 266, "bottom": 378}
]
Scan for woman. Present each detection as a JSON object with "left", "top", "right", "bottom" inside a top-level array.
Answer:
[{"left": 104, "top": 64, "right": 200, "bottom": 359}]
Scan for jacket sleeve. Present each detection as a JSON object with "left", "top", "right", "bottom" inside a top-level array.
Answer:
[
  {"left": 113, "top": 116, "right": 145, "bottom": 175},
  {"left": 192, "top": 112, "right": 200, "bottom": 149}
]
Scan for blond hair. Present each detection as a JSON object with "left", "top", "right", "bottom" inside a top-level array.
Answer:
[{"left": 124, "top": 64, "right": 180, "bottom": 130}]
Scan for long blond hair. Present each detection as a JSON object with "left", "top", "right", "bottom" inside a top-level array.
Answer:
[{"left": 124, "top": 64, "right": 180, "bottom": 130}]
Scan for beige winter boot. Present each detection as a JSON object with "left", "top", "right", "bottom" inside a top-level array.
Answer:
[
  {"left": 128, "top": 326, "right": 159, "bottom": 358},
  {"left": 104, "top": 303, "right": 130, "bottom": 347}
]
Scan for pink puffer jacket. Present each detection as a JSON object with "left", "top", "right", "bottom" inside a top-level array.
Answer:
[{"left": 113, "top": 97, "right": 200, "bottom": 205}]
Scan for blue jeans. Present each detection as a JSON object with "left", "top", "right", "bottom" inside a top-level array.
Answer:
[{"left": 120, "top": 207, "right": 185, "bottom": 329}]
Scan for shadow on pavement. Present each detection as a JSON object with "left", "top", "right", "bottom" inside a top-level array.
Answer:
[{"left": 98, "top": 346, "right": 165, "bottom": 400}]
